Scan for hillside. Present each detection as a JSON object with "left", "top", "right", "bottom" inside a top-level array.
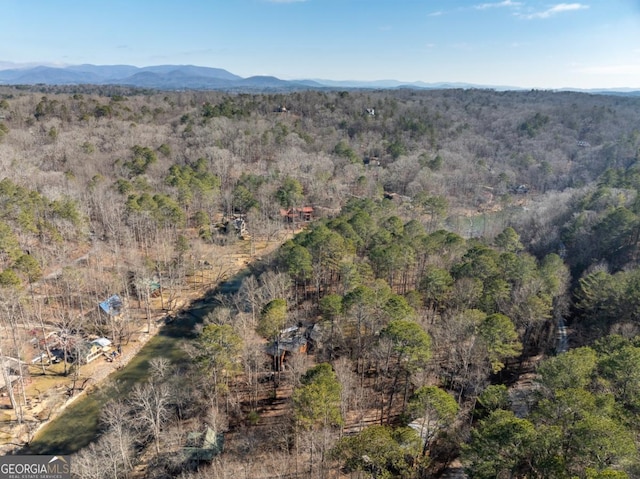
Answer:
[{"left": 1, "top": 86, "right": 640, "bottom": 478}]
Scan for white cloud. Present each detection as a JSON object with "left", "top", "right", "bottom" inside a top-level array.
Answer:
[
  {"left": 475, "top": 0, "right": 522, "bottom": 10},
  {"left": 431, "top": 1, "right": 522, "bottom": 18},
  {"left": 518, "top": 3, "right": 589, "bottom": 19}
]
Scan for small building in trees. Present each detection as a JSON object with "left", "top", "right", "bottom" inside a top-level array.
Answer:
[
  {"left": 78, "top": 337, "right": 112, "bottom": 364},
  {"left": 231, "top": 215, "right": 249, "bottom": 239},
  {"left": 511, "top": 184, "right": 530, "bottom": 195},
  {"left": 265, "top": 326, "right": 308, "bottom": 370},
  {"left": 128, "top": 273, "right": 161, "bottom": 299},
  {"left": 183, "top": 425, "right": 224, "bottom": 463},
  {"left": 363, "top": 155, "right": 381, "bottom": 166},
  {"left": 279, "top": 206, "right": 315, "bottom": 224},
  {"left": 217, "top": 214, "right": 250, "bottom": 239},
  {"left": 99, "top": 294, "right": 124, "bottom": 319},
  {"left": 384, "top": 192, "right": 411, "bottom": 204},
  {"left": 308, "top": 322, "right": 327, "bottom": 350}
]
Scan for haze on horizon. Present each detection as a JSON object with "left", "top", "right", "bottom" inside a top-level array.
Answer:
[{"left": 2, "top": 0, "right": 640, "bottom": 90}]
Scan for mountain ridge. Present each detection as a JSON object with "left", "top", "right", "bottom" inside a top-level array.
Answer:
[{"left": 0, "top": 63, "right": 638, "bottom": 95}]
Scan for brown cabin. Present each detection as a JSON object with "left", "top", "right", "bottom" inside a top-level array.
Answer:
[{"left": 279, "top": 206, "right": 314, "bottom": 223}]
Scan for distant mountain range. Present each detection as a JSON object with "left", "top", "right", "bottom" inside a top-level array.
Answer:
[
  {"left": 0, "top": 63, "right": 319, "bottom": 91},
  {"left": 0, "top": 63, "right": 638, "bottom": 95}
]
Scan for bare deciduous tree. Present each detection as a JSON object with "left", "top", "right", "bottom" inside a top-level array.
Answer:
[{"left": 129, "top": 378, "right": 173, "bottom": 455}]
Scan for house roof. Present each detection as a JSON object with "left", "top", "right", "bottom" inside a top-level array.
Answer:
[
  {"left": 266, "top": 335, "right": 307, "bottom": 356},
  {"left": 143, "top": 278, "right": 161, "bottom": 292},
  {"left": 279, "top": 206, "right": 314, "bottom": 217},
  {"left": 92, "top": 337, "right": 112, "bottom": 348},
  {"left": 184, "top": 426, "right": 223, "bottom": 461},
  {"left": 408, "top": 419, "right": 430, "bottom": 442},
  {"left": 281, "top": 326, "right": 299, "bottom": 336},
  {"left": 308, "top": 322, "right": 326, "bottom": 343},
  {"left": 99, "top": 294, "right": 123, "bottom": 316}
]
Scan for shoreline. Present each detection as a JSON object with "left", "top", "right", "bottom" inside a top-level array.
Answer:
[
  {"left": 2, "top": 318, "right": 162, "bottom": 455},
  {"left": 1, "top": 235, "right": 289, "bottom": 455}
]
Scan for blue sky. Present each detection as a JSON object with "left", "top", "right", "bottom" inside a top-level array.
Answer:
[{"left": 2, "top": 0, "right": 639, "bottom": 88}]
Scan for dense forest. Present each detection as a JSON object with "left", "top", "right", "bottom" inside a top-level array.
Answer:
[{"left": 1, "top": 84, "right": 640, "bottom": 478}]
